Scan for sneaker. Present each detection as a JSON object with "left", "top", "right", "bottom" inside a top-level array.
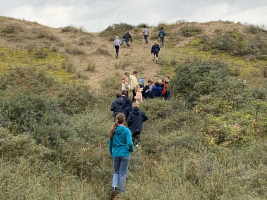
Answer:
[
  {"left": 110, "top": 187, "right": 118, "bottom": 200},
  {"left": 116, "top": 55, "right": 118, "bottom": 59}
]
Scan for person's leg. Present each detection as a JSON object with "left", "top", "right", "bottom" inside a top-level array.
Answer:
[
  {"left": 115, "top": 46, "right": 119, "bottom": 57},
  {"left": 125, "top": 40, "right": 129, "bottom": 46},
  {"left": 155, "top": 52, "right": 159, "bottom": 62},
  {"left": 121, "top": 39, "right": 125, "bottom": 45},
  {"left": 112, "top": 157, "right": 120, "bottom": 188},
  {"left": 144, "top": 35, "right": 148, "bottom": 43},
  {"left": 132, "top": 132, "right": 140, "bottom": 145},
  {"left": 118, "top": 157, "right": 130, "bottom": 193},
  {"left": 132, "top": 90, "right": 136, "bottom": 102},
  {"left": 162, "top": 37, "right": 164, "bottom": 46},
  {"left": 152, "top": 53, "right": 155, "bottom": 60}
]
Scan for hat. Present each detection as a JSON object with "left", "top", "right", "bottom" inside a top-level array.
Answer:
[{"left": 139, "top": 77, "right": 144, "bottom": 84}]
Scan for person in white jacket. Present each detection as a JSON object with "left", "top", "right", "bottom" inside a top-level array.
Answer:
[
  {"left": 113, "top": 36, "right": 122, "bottom": 59},
  {"left": 129, "top": 71, "right": 138, "bottom": 101}
]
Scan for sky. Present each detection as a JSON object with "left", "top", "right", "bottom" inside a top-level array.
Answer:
[{"left": 0, "top": 0, "right": 267, "bottom": 32}]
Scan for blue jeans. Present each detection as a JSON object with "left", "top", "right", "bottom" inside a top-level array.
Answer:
[
  {"left": 121, "top": 39, "right": 129, "bottom": 46},
  {"left": 112, "top": 157, "right": 130, "bottom": 193}
]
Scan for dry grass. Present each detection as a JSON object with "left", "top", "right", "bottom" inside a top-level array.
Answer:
[
  {"left": 64, "top": 43, "right": 86, "bottom": 55},
  {"left": 114, "top": 59, "right": 132, "bottom": 70},
  {"left": 85, "top": 60, "right": 96, "bottom": 72},
  {"left": 92, "top": 47, "right": 111, "bottom": 56}
]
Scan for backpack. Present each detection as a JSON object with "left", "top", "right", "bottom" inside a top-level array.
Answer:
[{"left": 162, "top": 84, "right": 168, "bottom": 95}]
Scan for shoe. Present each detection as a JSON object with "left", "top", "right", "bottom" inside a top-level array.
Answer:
[
  {"left": 110, "top": 187, "right": 118, "bottom": 200},
  {"left": 146, "top": 41, "right": 148, "bottom": 44},
  {"left": 116, "top": 55, "right": 118, "bottom": 59}
]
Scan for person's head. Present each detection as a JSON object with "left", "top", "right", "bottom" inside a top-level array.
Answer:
[
  {"left": 164, "top": 79, "right": 169, "bottom": 84},
  {"left": 125, "top": 72, "right": 130, "bottom": 77},
  {"left": 115, "top": 36, "right": 119, "bottom": 39},
  {"left": 161, "top": 27, "right": 163, "bottom": 30},
  {"left": 122, "top": 90, "right": 127, "bottom": 96},
  {"left": 133, "top": 70, "right": 138, "bottom": 77},
  {"left": 132, "top": 102, "right": 140, "bottom": 109},
  {"left": 143, "top": 25, "right": 146, "bottom": 28},
  {"left": 155, "top": 80, "right": 160, "bottom": 85},
  {"left": 116, "top": 93, "right": 121, "bottom": 98},
  {"left": 147, "top": 78, "right": 153, "bottom": 85},
  {"left": 139, "top": 77, "right": 144, "bottom": 85},
  {"left": 154, "top": 41, "right": 158, "bottom": 45},
  {"left": 126, "top": 32, "right": 129, "bottom": 34},
  {"left": 110, "top": 113, "right": 125, "bottom": 139}
]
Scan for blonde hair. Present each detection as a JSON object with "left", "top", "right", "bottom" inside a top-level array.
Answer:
[
  {"left": 110, "top": 113, "right": 125, "bottom": 139},
  {"left": 154, "top": 41, "right": 158, "bottom": 44},
  {"left": 132, "top": 103, "right": 139, "bottom": 109}
]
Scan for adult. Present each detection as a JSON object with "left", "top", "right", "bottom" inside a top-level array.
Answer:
[
  {"left": 121, "top": 32, "right": 132, "bottom": 47},
  {"left": 151, "top": 41, "right": 160, "bottom": 63},
  {"left": 109, "top": 113, "right": 133, "bottom": 198},
  {"left": 121, "top": 90, "right": 132, "bottom": 120},
  {"left": 127, "top": 103, "right": 148, "bottom": 146},
  {"left": 159, "top": 27, "right": 166, "bottom": 46},
  {"left": 110, "top": 93, "right": 125, "bottom": 119},
  {"left": 129, "top": 71, "right": 138, "bottom": 102},
  {"left": 142, "top": 25, "right": 149, "bottom": 44},
  {"left": 113, "top": 36, "right": 122, "bottom": 59}
]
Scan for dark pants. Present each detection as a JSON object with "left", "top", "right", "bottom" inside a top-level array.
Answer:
[
  {"left": 115, "top": 45, "right": 119, "bottom": 56},
  {"left": 132, "top": 90, "right": 136, "bottom": 102},
  {"left": 160, "top": 37, "right": 164, "bottom": 46},
  {"left": 132, "top": 131, "right": 140, "bottom": 145},
  {"left": 144, "top": 35, "right": 148, "bottom": 43}
]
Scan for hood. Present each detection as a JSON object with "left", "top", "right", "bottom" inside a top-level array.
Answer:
[
  {"left": 139, "top": 77, "right": 144, "bottom": 84},
  {"left": 132, "top": 108, "right": 140, "bottom": 115},
  {"left": 126, "top": 32, "right": 129, "bottom": 35},
  {"left": 115, "top": 97, "right": 124, "bottom": 105},
  {"left": 153, "top": 84, "right": 161, "bottom": 90},
  {"left": 115, "top": 36, "right": 119, "bottom": 39},
  {"left": 115, "top": 125, "right": 126, "bottom": 135}
]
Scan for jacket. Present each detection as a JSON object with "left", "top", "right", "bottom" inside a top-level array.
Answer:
[
  {"left": 143, "top": 85, "right": 150, "bottom": 99},
  {"left": 151, "top": 44, "right": 160, "bottom": 53},
  {"left": 122, "top": 96, "right": 132, "bottom": 120},
  {"left": 127, "top": 108, "right": 148, "bottom": 132},
  {"left": 159, "top": 30, "right": 165, "bottom": 38},
  {"left": 129, "top": 75, "right": 138, "bottom": 90},
  {"left": 110, "top": 97, "right": 125, "bottom": 117},
  {"left": 150, "top": 83, "right": 162, "bottom": 98},
  {"left": 109, "top": 126, "right": 133, "bottom": 158},
  {"left": 113, "top": 36, "right": 121, "bottom": 46},
  {"left": 123, "top": 32, "right": 132, "bottom": 42}
]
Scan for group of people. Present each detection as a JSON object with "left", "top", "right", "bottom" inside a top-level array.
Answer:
[{"left": 113, "top": 25, "right": 166, "bottom": 61}]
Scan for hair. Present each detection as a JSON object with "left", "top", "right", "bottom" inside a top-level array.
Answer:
[
  {"left": 125, "top": 72, "right": 129, "bottom": 75},
  {"left": 133, "top": 70, "right": 138, "bottom": 75},
  {"left": 155, "top": 80, "right": 159, "bottom": 84},
  {"left": 122, "top": 90, "right": 127, "bottom": 95},
  {"left": 161, "top": 27, "right": 163, "bottom": 30},
  {"left": 110, "top": 113, "right": 125, "bottom": 139},
  {"left": 132, "top": 103, "right": 139, "bottom": 109},
  {"left": 154, "top": 41, "right": 158, "bottom": 44},
  {"left": 135, "top": 84, "right": 140, "bottom": 92},
  {"left": 116, "top": 93, "right": 121, "bottom": 98},
  {"left": 147, "top": 78, "right": 153, "bottom": 84},
  {"left": 164, "top": 79, "right": 169, "bottom": 84},
  {"left": 143, "top": 25, "right": 146, "bottom": 28}
]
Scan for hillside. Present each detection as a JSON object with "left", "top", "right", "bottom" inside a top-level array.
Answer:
[{"left": 1, "top": 16, "right": 267, "bottom": 200}]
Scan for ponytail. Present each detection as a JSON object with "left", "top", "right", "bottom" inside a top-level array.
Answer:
[
  {"left": 110, "top": 113, "right": 125, "bottom": 139},
  {"left": 110, "top": 121, "right": 119, "bottom": 139}
]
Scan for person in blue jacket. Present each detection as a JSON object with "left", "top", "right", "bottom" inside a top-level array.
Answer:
[
  {"left": 110, "top": 93, "right": 125, "bottom": 120},
  {"left": 109, "top": 113, "right": 133, "bottom": 198},
  {"left": 151, "top": 41, "right": 160, "bottom": 62},
  {"left": 150, "top": 81, "right": 162, "bottom": 99},
  {"left": 127, "top": 103, "right": 148, "bottom": 145},
  {"left": 121, "top": 90, "right": 132, "bottom": 120},
  {"left": 159, "top": 27, "right": 166, "bottom": 46}
]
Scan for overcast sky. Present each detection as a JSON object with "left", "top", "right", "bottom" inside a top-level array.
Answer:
[{"left": 1, "top": 0, "right": 267, "bottom": 32}]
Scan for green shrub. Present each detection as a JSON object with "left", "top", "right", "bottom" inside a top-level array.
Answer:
[
  {"left": 99, "top": 23, "right": 134, "bottom": 38},
  {"left": 180, "top": 25, "right": 202, "bottom": 37}
]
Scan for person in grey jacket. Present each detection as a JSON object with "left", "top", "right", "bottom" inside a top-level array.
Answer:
[
  {"left": 113, "top": 36, "right": 122, "bottom": 58},
  {"left": 121, "top": 32, "right": 132, "bottom": 46},
  {"left": 159, "top": 27, "right": 166, "bottom": 46},
  {"left": 127, "top": 103, "right": 148, "bottom": 145},
  {"left": 110, "top": 93, "right": 125, "bottom": 119}
]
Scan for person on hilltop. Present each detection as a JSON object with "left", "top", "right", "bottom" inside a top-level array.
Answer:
[
  {"left": 121, "top": 32, "right": 132, "bottom": 47},
  {"left": 159, "top": 27, "right": 166, "bottom": 46},
  {"left": 127, "top": 103, "right": 148, "bottom": 146},
  {"left": 122, "top": 72, "right": 130, "bottom": 97},
  {"left": 121, "top": 90, "right": 132, "bottom": 120},
  {"left": 151, "top": 41, "right": 160, "bottom": 63},
  {"left": 129, "top": 71, "right": 138, "bottom": 102},
  {"left": 142, "top": 25, "right": 149, "bottom": 44},
  {"left": 110, "top": 93, "right": 125, "bottom": 120},
  {"left": 150, "top": 80, "right": 162, "bottom": 99},
  {"left": 113, "top": 36, "right": 122, "bottom": 59},
  {"left": 109, "top": 113, "right": 133, "bottom": 199}
]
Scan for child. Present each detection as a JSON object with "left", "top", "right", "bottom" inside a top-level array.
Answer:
[
  {"left": 109, "top": 113, "right": 133, "bottom": 198},
  {"left": 151, "top": 41, "right": 160, "bottom": 62},
  {"left": 150, "top": 80, "right": 162, "bottom": 99},
  {"left": 127, "top": 103, "right": 148, "bottom": 146},
  {"left": 122, "top": 72, "right": 130, "bottom": 97},
  {"left": 143, "top": 79, "right": 153, "bottom": 99},
  {"left": 134, "top": 85, "right": 143, "bottom": 104},
  {"left": 143, "top": 25, "right": 149, "bottom": 43},
  {"left": 162, "top": 79, "right": 170, "bottom": 100},
  {"left": 121, "top": 90, "right": 132, "bottom": 120},
  {"left": 159, "top": 27, "right": 166, "bottom": 46},
  {"left": 138, "top": 77, "right": 145, "bottom": 89},
  {"left": 113, "top": 36, "right": 122, "bottom": 59}
]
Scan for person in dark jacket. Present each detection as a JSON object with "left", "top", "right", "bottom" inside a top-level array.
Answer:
[
  {"left": 127, "top": 103, "right": 148, "bottom": 145},
  {"left": 143, "top": 79, "right": 153, "bottom": 99},
  {"left": 159, "top": 27, "right": 166, "bottom": 46},
  {"left": 121, "top": 32, "right": 132, "bottom": 47},
  {"left": 110, "top": 93, "right": 125, "bottom": 119},
  {"left": 150, "top": 81, "right": 162, "bottom": 99},
  {"left": 121, "top": 90, "right": 132, "bottom": 120},
  {"left": 151, "top": 41, "right": 160, "bottom": 62}
]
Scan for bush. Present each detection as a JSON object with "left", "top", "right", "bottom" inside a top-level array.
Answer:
[
  {"left": 64, "top": 43, "right": 86, "bottom": 55},
  {"left": 99, "top": 23, "right": 134, "bottom": 38},
  {"left": 180, "top": 26, "right": 202, "bottom": 37},
  {"left": 93, "top": 47, "right": 111, "bottom": 56},
  {"left": 1, "top": 23, "right": 24, "bottom": 34}
]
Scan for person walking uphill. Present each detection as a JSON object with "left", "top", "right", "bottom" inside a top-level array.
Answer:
[
  {"left": 110, "top": 93, "right": 125, "bottom": 119},
  {"left": 109, "top": 113, "right": 133, "bottom": 199},
  {"left": 113, "top": 36, "right": 122, "bottom": 59},
  {"left": 143, "top": 25, "right": 149, "bottom": 43},
  {"left": 121, "top": 32, "right": 132, "bottom": 47},
  {"left": 127, "top": 103, "right": 148, "bottom": 146},
  {"left": 159, "top": 27, "right": 166, "bottom": 46},
  {"left": 129, "top": 71, "right": 138, "bottom": 102},
  {"left": 151, "top": 41, "right": 160, "bottom": 62}
]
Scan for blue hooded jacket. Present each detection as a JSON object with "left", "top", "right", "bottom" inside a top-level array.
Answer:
[
  {"left": 151, "top": 83, "right": 162, "bottom": 98},
  {"left": 110, "top": 97, "right": 125, "bottom": 117},
  {"left": 122, "top": 96, "right": 132, "bottom": 120},
  {"left": 127, "top": 108, "right": 148, "bottom": 132},
  {"left": 109, "top": 126, "right": 133, "bottom": 158},
  {"left": 159, "top": 30, "right": 165, "bottom": 38}
]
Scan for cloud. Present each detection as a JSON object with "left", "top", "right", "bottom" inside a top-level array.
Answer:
[{"left": 0, "top": 0, "right": 267, "bottom": 32}]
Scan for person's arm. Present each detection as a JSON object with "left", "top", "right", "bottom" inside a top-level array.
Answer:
[
  {"left": 127, "top": 113, "right": 132, "bottom": 127},
  {"left": 158, "top": 46, "right": 160, "bottom": 51},
  {"left": 151, "top": 46, "right": 153, "bottom": 54},
  {"left": 130, "top": 34, "right": 132, "bottom": 42},
  {"left": 110, "top": 102, "right": 115, "bottom": 111},
  {"left": 126, "top": 129, "right": 134, "bottom": 152},
  {"left": 109, "top": 139, "right": 113, "bottom": 156},
  {"left": 142, "top": 112, "right": 148, "bottom": 122}
]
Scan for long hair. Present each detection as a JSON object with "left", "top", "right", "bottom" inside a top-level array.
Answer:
[{"left": 110, "top": 113, "right": 125, "bottom": 139}]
